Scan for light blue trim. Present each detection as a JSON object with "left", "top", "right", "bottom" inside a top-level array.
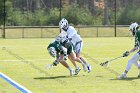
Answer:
[{"left": 0, "top": 73, "right": 31, "bottom": 93}]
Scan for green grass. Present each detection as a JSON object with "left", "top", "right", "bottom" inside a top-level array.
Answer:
[{"left": 0, "top": 37, "right": 140, "bottom": 93}]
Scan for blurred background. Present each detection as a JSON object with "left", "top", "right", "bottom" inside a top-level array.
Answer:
[{"left": 0, "top": 0, "right": 140, "bottom": 38}]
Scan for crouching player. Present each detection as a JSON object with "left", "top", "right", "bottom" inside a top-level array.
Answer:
[
  {"left": 120, "top": 22, "right": 140, "bottom": 78},
  {"left": 47, "top": 36, "right": 81, "bottom": 76},
  {"left": 47, "top": 39, "right": 73, "bottom": 76}
]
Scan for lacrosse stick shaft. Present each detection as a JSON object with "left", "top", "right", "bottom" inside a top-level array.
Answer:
[
  {"left": 100, "top": 55, "right": 124, "bottom": 67},
  {"left": 107, "top": 55, "right": 123, "bottom": 63}
]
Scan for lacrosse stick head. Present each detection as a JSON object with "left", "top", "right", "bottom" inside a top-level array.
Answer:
[
  {"left": 100, "top": 61, "right": 109, "bottom": 67},
  {"left": 45, "top": 64, "right": 53, "bottom": 69}
]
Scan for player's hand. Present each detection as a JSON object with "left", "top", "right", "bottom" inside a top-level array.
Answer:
[
  {"left": 123, "top": 51, "right": 130, "bottom": 57},
  {"left": 52, "top": 60, "right": 59, "bottom": 66}
]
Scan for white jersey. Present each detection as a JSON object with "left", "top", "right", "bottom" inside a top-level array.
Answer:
[{"left": 65, "top": 26, "right": 82, "bottom": 46}]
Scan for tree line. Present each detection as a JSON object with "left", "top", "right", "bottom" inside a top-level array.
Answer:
[{"left": 0, "top": 0, "right": 140, "bottom": 26}]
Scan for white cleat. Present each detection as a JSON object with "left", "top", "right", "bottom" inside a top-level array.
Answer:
[
  {"left": 87, "top": 65, "right": 91, "bottom": 73},
  {"left": 75, "top": 67, "right": 81, "bottom": 75},
  {"left": 119, "top": 73, "right": 127, "bottom": 79}
]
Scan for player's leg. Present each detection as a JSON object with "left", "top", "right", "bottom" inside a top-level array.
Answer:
[
  {"left": 58, "top": 54, "right": 73, "bottom": 76},
  {"left": 120, "top": 53, "right": 140, "bottom": 78},
  {"left": 68, "top": 55, "right": 81, "bottom": 75},
  {"left": 75, "top": 42, "right": 91, "bottom": 73},
  {"left": 133, "top": 61, "right": 140, "bottom": 77},
  {"left": 68, "top": 55, "right": 78, "bottom": 69},
  {"left": 68, "top": 51, "right": 87, "bottom": 72},
  {"left": 133, "top": 59, "right": 140, "bottom": 77},
  {"left": 66, "top": 43, "right": 82, "bottom": 75},
  {"left": 138, "top": 65, "right": 140, "bottom": 77}
]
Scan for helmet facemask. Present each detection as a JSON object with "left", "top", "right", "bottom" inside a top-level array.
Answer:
[
  {"left": 48, "top": 47, "right": 56, "bottom": 58},
  {"left": 59, "top": 18, "right": 69, "bottom": 31}
]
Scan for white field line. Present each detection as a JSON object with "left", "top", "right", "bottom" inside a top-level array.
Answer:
[
  {"left": 0, "top": 72, "right": 32, "bottom": 93},
  {"left": 0, "top": 59, "right": 52, "bottom": 62},
  {"left": 0, "top": 58, "right": 113, "bottom": 62}
]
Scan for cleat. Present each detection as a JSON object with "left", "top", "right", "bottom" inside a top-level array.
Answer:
[
  {"left": 119, "top": 73, "right": 127, "bottom": 79},
  {"left": 74, "top": 67, "right": 81, "bottom": 75},
  {"left": 87, "top": 65, "right": 91, "bottom": 73}
]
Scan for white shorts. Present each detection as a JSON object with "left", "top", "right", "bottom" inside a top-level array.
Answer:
[
  {"left": 74, "top": 41, "right": 83, "bottom": 54},
  {"left": 126, "top": 53, "right": 140, "bottom": 71}
]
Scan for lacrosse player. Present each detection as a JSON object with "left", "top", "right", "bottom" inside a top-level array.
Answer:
[
  {"left": 59, "top": 18, "right": 91, "bottom": 73},
  {"left": 56, "top": 35, "right": 82, "bottom": 75},
  {"left": 47, "top": 36, "right": 82, "bottom": 76},
  {"left": 56, "top": 34, "right": 91, "bottom": 74},
  {"left": 120, "top": 22, "right": 140, "bottom": 78},
  {"left": 47, "top": 40, "right": 74, "bottom": 76}
]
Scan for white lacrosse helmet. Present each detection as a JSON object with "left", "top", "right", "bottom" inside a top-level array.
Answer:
[
  {"left": 129, "top": 22, "right": 139, "bottom": 35},
  {"left": 129, "top": 22, "right": 139, "bottom": 31},
  {"left": 59, "top": 18, "right": 68, "bottom": 29},
  {"left": 48, "top": 47, "right": 56, "bottom": 58}
]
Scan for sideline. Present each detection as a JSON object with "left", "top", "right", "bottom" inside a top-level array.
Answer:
[{"left": 0, "top": 72, "right": 32, "bottom": 93}]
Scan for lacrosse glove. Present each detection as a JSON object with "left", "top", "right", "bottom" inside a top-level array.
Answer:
[
  {"left": 123, "top": 51, "right": 129, "bottom": 57},
  {"left": 53, "top": 60, "right": 59, "bottom": 66}
]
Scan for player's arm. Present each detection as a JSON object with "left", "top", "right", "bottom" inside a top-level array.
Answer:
[
  {"left": 129, "top": 46, "right": 138, "bottom": 53},
  {"left": 66, "top": 27, "right": 77, "bottom": 40},
  {"left": 52, "top": 59, "right": 59, "bottom": 66},
  {"left": 58, "top": 44, "right": 67, "bottom": 60},
  {"left": 52, "top": 53, "right": 60, "bottom": 66},
  {"left": 129, "top": 38, "right": 139, "bottom": 53},
  {"left": 123, "top": 42, "right": 139, "bottom": 57},
  {"left": 60, "top": 47, "right": 68, "bottom": 61}
]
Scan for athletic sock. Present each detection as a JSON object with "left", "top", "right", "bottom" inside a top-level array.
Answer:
[
  {"left": 80, "top": 61, "right": 85, "bottom": 66},
  {"left": 68, "top": 67, "right": 72, "bottom": 71},
  {"left": 122, "top": 72, "right": 127, "bottom": 75}
]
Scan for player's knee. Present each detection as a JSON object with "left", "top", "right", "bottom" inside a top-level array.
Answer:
[
  {"left": 71, "top": 57, "right": 76, "bottom": 61},
  {"left": 59, "top": 59, "right": 64, "bottom": 63},
  {"left": 71, "top": 57, "right": 78, "bottom": 62}
]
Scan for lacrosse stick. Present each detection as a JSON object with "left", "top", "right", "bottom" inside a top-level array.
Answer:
[
  {"left": 45, "top": 64, "right": 54, "bottom": 69},
  {"left": 100, "top": 55, "right": 123, "bottom": 67}
]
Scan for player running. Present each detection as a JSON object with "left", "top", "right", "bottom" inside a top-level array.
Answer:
[
  {"left": 56, "top": 34, "right": 89, "bottom": 73},
  {"left": 59, "top": 18, "right": 91, "bottom": 73},
  {"left": 120, "top": 22, "right": 140, "bottom": 78}
]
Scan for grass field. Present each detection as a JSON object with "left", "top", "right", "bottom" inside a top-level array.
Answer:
[{"left": 0, "top": 37, "right": 140, "bottom": 93}]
